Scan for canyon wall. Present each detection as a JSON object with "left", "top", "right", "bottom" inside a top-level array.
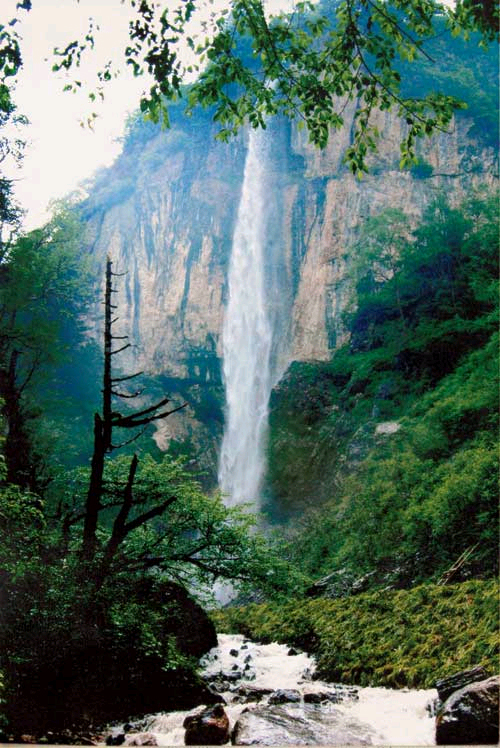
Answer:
[{"left": 80, "top": 104, "right": 497, "bottom": 463}]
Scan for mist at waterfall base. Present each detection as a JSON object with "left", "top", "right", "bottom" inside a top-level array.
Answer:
[{"left": 218, "top": 127, "right": 290, "bottom": 512}]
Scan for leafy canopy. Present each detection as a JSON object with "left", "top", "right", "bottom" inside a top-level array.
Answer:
[
  {"left": 0, "top": 207, "right": 95, "bottom": 489},
  {"left": 2, "top": 0, "right": 499, "bottom": 176},
  {"left": 49, "top": 452, "right": 302, "bottom": 597}
]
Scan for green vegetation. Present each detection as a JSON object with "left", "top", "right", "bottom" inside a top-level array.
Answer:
[
  {"left": 268, "top": 191, "right": 498, "bottom": 587},
  {"left": 3, "top": 1, "right": 499, "bottom": 184},
  {"left": 214, "top": 579, "right": 499, "bottom": 688},
  {"left": 216, "top": 188, "right": 499, "bottom": 703},
  {"left": 0, "top": 3, "right": 498, "bottom": 734},
  {"left": 1, "top": 184, "right": 490, "bottom": 736},
  {"left": 0, "top": 451, "right": 297, "bottom": 736},
  {"left": 0, "top": 208, "right": 96, "bottom": 489},
  {"left": 0, "top": 258, "right": 298, "bottom": 740},
  {"left": 398, "top": 21, "right": 499, "bottom": 148}
]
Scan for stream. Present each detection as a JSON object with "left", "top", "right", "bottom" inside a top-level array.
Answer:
[{"left": 119, "top": 634, "right": 437, "bottom": 746}]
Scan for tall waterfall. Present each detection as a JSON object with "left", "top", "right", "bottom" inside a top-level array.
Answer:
[{"left": 218, "top": 128, "right": 285, "bottom": 508}]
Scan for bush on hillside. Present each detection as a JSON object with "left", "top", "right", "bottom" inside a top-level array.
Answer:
[{"left": 214, "top": 580, "right": 499, "bottom": 688}]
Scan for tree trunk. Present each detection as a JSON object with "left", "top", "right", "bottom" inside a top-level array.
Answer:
[
  {"left": 81, "top": 258, "right": 114, "bottom": 563},
  {"left": 81, "top": 413, "right": 106, "bottom": 562},
  {"left": 79, "top": 255, "right": 184, "bottom": 572}
]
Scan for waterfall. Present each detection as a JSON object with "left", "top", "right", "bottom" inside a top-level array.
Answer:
[{"left": 218, "top": 128, "right": 284, "bottom": 508}]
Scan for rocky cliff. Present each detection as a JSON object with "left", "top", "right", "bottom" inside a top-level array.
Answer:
[{"left": 80, "top": 101, "right": 497, "bottom": 467}]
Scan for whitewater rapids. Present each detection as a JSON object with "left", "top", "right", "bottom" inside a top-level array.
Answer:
[{"left": 138, "top": 633, "right": 437, "bottom": 745}]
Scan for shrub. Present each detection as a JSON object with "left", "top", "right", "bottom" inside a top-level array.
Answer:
[{"left": 214, "top": 580, "right": 499, "bottom": 688}]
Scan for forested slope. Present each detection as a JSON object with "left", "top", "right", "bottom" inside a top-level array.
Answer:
[{"left": 266, "top": 191, "right": 498, "bottom": 589}]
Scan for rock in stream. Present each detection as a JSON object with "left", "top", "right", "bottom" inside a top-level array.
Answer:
[
  {"left": 108, "top": 633, "right": 437, "bottom": 746},
  {"left": 231, "top": 704, "right": 374, "bottom": 745}
]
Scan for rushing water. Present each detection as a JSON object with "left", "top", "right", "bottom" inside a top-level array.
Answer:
[
  {"left": 218, "top": 128, "right": 287, "bottom": 508},
  {"left": 132, "top": 633, "right": 437, "bottom": 746}
]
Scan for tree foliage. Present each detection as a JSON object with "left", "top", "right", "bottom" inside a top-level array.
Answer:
[
  {"left": 272, "top": 190, "right": 498, "bottom": 585},
  {"left": 2, "top": 0, "right": 499, "bottom": 176},
  {"left": 61, "top": 258, "right": 300, "bottom": 597},
  {"left": 346, "top": 191, "right": 498, "bottom": 383},
  {"left": 50, "top": 452, "right": 298, "bottom": 595},
  {"left": 0, "top": 208, "right": 93, "bottom": 489},
  {"left": 0, "top": 252, "right": 302, "bottom": 737},
  {"left": 0, "top": 5, "right": 28, "bottom": 246}
]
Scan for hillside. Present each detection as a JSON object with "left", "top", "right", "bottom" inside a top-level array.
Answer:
[
  {"left": 264, "top": 192, "right": 498, "bottom": 589},
  {"left": 214, "top": 579, "right": 499, "bottom": 688}
]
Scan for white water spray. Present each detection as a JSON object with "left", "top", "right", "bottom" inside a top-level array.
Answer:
[
  {"left": 140, "top": 634, "right": 437, "bottom": 746},
  {"left": 218, "top": 129, "right": 277, "bottom": 507}
]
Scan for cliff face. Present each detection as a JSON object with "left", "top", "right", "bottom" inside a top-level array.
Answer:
[
  {"left": 81, "top": 105, "right": 496, "bottom": 461},
  {"left": 286, "top": 102, "right": 496, "bottom": 360}
]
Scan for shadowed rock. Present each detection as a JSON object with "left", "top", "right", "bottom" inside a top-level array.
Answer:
[
  {"left": 303, "top": 691, "right": 341, "bottom": 705},
  {"left": 436, "top": 665, "right": 490, "bottom": 702},
  {"left": 235, "top": 686, "right": 273, "bottom": 703},
  {"left": 436, "top": 675, "right": 499, "bottom": 745},
  {"left": 184, "top": 704, "right": 230, "bottom": 745},
  {"left": 269, "top": 689, "right": 301, "bottom": 705}
]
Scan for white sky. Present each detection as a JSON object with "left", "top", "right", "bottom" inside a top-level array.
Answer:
[
  {"left": 5, "top": 0, "right": 147, "bottom": 229},
  {"left": 5, "top": 0, "right": 294, "bottom": 230}
]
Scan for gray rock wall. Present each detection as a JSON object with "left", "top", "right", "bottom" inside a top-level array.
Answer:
[{"left": 81, "top": 107, "right": 496, "bottom": 453}]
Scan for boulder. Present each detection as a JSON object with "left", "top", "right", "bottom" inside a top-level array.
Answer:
[
  {"left": 203, "top": 669, "right": 242, "bottom": 684},
  {"left": 140, "top": 579, "right": 218, "bottom": 659},
  {"left": 124, "top": 733, "right": 158, "bottom": 746},
  {"left": 208, "top": 679, "right": 234, "bottom": 693},
  {"left": 235, "top": 686, "right": 273, "bottom": 703},
  {"left": 184, "top": 704, "right": 230, "bottom": 745},
  {"left": 303, "top": 690, "right": 341, "bottom": 704},
  {"left": 203, "top": 669, "right": 244, "bottom": 692},
  {"left": 436, "top": 665, "right": 490, "bottom": 702},
  {"left": 231, "top": 705, "right": 374, "bottom": 745},
  {"left": 268, "top": 689, "right": 301, "bottom": 705},
  {"left": 436, "top": 675, "right": 499, "bottom": 745}
]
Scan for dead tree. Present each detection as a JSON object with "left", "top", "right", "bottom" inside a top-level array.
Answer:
[{"left": 81, "top": 256, "right": 185, "bottom": 565}]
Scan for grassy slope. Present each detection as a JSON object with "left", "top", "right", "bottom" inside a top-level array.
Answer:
[{"left": 213, "top": 579, "right": 499, "bottom": 688}]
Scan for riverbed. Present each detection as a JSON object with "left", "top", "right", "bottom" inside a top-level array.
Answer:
[{"left": 131, "top": 633, "right": 437, "bottom": 745}]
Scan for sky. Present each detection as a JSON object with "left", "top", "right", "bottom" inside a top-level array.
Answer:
[
  {"left": 5, "top": 0, "right": 295, "bottom": 231},
  {"left": 6, "top": 0, "right": 153, "bottom": 229}
]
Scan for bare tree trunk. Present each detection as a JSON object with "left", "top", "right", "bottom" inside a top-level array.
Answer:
[
  {"left": 80, "top": 256, "right": 185, "bottom": 569},
  {"left": 82, "top": 258, "right": 114, "bottom": 562},
  {"left": 81, "top": 413, "right": 106, "bottom": 562}
]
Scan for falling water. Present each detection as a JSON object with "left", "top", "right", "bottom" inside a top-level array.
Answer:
[{"left": 218, "top": 128, "right": 279, "bottom": 507}]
